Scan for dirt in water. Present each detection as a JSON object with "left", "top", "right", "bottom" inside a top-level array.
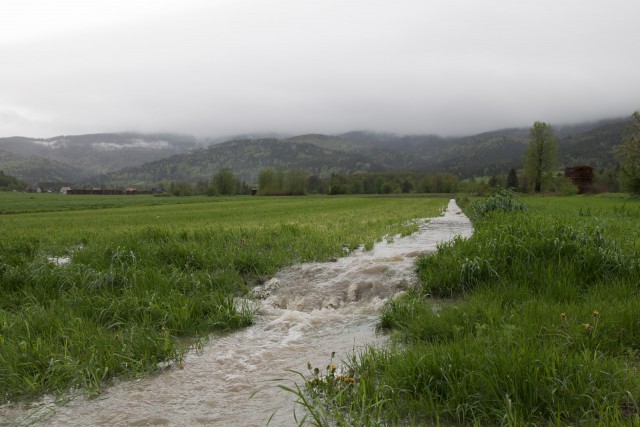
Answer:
[{"left": 1, "top": 199, "right": 472, "bottom": 427}]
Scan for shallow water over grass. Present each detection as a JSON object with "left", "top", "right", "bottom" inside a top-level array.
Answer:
[{"left": 2, "top": 200, "right": 472, "bottom": 427}]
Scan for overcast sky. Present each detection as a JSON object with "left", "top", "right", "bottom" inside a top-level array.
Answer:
[{"left": 1, "top": 0, "right": 639, "bottom": 139}]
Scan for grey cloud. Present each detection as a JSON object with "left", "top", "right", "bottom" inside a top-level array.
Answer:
[{"left": 1, "top": 0, "right": 639, "bottom": 138}]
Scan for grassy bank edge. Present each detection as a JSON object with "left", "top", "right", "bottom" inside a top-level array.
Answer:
[
  {"left": 0, "top": 196, "right": 448, "bottom": 404},
  {"left": 289, "top": 192, "right": 640, "bottom": 426}
]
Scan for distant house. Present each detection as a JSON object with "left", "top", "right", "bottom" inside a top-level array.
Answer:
[
  {"left": 27, "top": 186, "right": 41, "bottom": 193},
  {"left": 564, "top": 166, "right": 594, "bottom": 193},
  {"left": 60, "top": 187, "right": 72, "bottom": 194}
]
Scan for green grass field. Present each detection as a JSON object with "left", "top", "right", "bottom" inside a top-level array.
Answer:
[
  {"left": 295, "top": 192, "right": 640, "bottom": 426},
  {"left": 0, "top": 193, "right": 448, "bottom": 402}
]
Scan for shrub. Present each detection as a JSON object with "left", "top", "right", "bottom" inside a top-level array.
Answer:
[{"left": 470, "top": 188, "right": 527, "bottom": 219}]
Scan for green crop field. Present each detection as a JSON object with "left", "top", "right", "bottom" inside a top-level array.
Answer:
[
  {"left": 0, "top": 192, "right": 448, "bottom": 402},
  {"left": 295, "top": 192, "right": 640, "bottom": 426}
]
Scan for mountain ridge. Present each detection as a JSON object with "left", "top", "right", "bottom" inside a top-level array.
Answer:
[
  {"left": 0, "top": 133, "right": 199, "bottom": 182},
  {"left": 0, "top": 117, "right": 631, "bottom": 186}
]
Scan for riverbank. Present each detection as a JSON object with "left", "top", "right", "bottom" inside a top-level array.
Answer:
[
  {"left": 300, "top": 192, "right": 640, "bottom": 425},
  {"left": 0, "top": 194, "right": 450, "bottom": 425}
]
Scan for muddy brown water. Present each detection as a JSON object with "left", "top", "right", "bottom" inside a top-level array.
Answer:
[{"left": 2, "top": 200, "right": 472, "bottom": 426}]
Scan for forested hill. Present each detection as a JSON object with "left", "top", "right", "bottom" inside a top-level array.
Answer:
[
  {"left": 94, "top": 139, "right": 388, "bottom": 185},
  {"left": 286, "top": 130, "right": 531, "bottom": 178},
  {"left": 97, "top": 133, "right": 522, "bottom": 186},
  {"left": 558, "top": 118, "right": 630, "bottom": 170},
  {"left": 0, "top": 133, "right": 197, "bottom": 183},
  {"left": 0, "top": 117, "right": 631, "bottom": 186},
  {"left": 97, "top": 118, "right": 629, "bottom": 186},
  {"left": 0, "top": 148, "right": 88, "bottom": 183}
]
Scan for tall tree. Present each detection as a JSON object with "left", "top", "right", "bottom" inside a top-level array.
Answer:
[
  {"left": 524, "top": 121, "right": 557, "bottom": 193},
  {"left": 618, "top": 110, "right": 640, "bottom": 194},
  {"left": 285, "top": 168, "right": 308, "bottom": 195},
  {"left": 506, "top": 168, "right": 519, "bottom": 190},
  {"left": 212, "top": 168, "right": 237, "bottom": 195},
  {"left": 258, "top": 168, "right": 277, "bottom": 195}
]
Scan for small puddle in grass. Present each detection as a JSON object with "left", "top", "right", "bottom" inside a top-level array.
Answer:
[{"left": 2, "top": 200, "right": 472, "bottom": 427}]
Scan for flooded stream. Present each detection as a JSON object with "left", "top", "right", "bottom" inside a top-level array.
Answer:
[{"left": 2, "top": 199, "right": 472, "bottom": 426}]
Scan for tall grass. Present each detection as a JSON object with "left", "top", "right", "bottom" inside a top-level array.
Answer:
[
  {"left": 291, "top": 193, "right": 640, "bottom": 426},
  {"left": 0, "top": 193, "right": 447, "bottom": 402}
]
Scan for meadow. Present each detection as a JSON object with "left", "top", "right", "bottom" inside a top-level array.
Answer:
[
  {"left": 295, "top": 192, "right": 640, "bottom": 426},
  {"left": 0, "top": 193, "right": 448, "bottom": 403}
]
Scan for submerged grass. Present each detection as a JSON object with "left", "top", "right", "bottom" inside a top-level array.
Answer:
[
  {"left": 291, "top": 193, "right": 640, "bottom": 426},
  {"left": 0, "top": 193, "right": 446, "bottom": 403}
]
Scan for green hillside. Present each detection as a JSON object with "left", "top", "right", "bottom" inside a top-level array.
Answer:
[
  {"left": 96, "top": 119, "right": 629, "bottom": 187},
  {"left": 0, "top": 148, "right": 89, "bottom": 184},
  {"left": 96, "top": 139, "right": 386, "bottom": 185},
  {"left": 0, "top": 133, "right": 198, "bottom": 183},
  {"left": 0, "top": 116, "right": 631, "bottom": 186},
  {"left": 558, "top": 118, "right": 628, "bottom": 170}
]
